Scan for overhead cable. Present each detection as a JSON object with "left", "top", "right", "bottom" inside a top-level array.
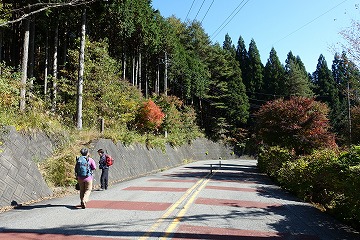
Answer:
[
  {"left": 210, "top": 0, "right": 251, "bottom": 42},
  {"left": 271, "top": 0, "right": 349, "bottom": 47},
  {"left": 185, "top": 0, "right": 197, "bottom": 20},
  {"left": 194, "top": 0, "right": 206, "bottom": 20},
  {"left": 201, "top": 0, "right": 214, "bottom": 24}
]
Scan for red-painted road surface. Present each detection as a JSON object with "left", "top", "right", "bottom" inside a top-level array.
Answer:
[{"left": 0, "top": 159, "right": 359, "bottom": 240}]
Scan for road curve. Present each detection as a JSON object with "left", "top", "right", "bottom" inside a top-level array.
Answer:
[{"left": 0, "top": 159, "right": 359, "bottom": 240}]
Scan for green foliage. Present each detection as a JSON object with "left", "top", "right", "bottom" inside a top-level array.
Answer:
[
  {"left": 255, "top": 96, "right": 337, "bottom": 154},
  {"left": 257, "top": 146, "right": 294, "bottom": 178},
  {"left": 284, "top": 52, "right": 313, "bottom": 97},
  {"left": 42, "top": 154, "right": 76, "bottom": 187},
  {"left": 60, "top": 39, "right": 143, "bottom": 129},
  {"left": 263, "top": 47, "right": 286, "bottom": 100},
  {"left": 0, "top": 64, "right": 20, "bottom": 110},
  {"left": 155, "top": 95, "right": 202, "bottom": 146},
  {"left": 350, "top": 106, "right": 360, "bottom": 144},
  {"left": 261, "top": 146, "right": 360, "bottom": 230},
  {"left": 277, "top": 158, "right": 310, "bottom": 198},
  {"left": 246, "top": 39, "right": 264, "bottom": 99}
]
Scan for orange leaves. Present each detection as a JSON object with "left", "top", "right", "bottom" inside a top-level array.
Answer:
[
  {"left": 255, "top": 96, "right": 337, "bottom": 154},
  {"left": 136, "top": 99, "right": 165, "bottom": 132}
]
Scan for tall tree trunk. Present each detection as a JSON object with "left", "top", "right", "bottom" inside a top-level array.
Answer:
[
  {"left": 51, "top": 19, "right": 59, "bottom": 111},
  {"left": 164, "top": 51, "right": 168, "bottom": 96},
  {"left": 0, "top": 29, "right": 3, "bottom": 64},
  {"left": 76, "top": 7, "right": 86, "bottom": 130},
  {"left": 138, "top": 52, "right": 142, "bottom": 91},
  {"left": 135, "top": 53, "right": 139, "bottom": 87},
  {"left": 20, "top": 18, "right": 30, "bottom": 112},
  {"left": 156, "top": 63, "right": 160, "bottom": 95},
  {"left": 60, "top": 21, "right": 68, "bottom": 75},
  {"left": 44, "top": 29, "right": 49, "bottom": 98},
  {"left": 122, "top": 52, "right": 126, "bottom": 80},
  {"left": 132, "top": 55, "right": 135, "bottom": 85},
  {"left": 28, "top": 16, "right": 35, "bottom": 89},
  {"left": 145, "top": 62, "right": 148, "bottom": 98}
]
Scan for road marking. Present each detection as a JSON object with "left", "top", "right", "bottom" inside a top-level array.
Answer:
[
  {"left": 123, "top": 186, "right": 188, "bottom": 192},
  {"left": 139, "top": 174, "right": 210, "bottom": 240},
  {"left": 195, "top": 197, "right": 282, "bottom": 208},
  {"left": 160, "top": 177, "right": 211, "bottom": 239}
]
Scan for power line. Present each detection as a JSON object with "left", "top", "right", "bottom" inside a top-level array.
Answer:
[
  {"left": 194, "top": 0, "right": 206, "bottom": 20},
  {"left": 209, "top": 0, "right": 246, "bottom": 40},
  {"left": 200, "top": 0, "right": 214, "bottom": 24},
  {"left": 209, "top": 0, "right": 250, "bottom": 42},
  {"left": 185, "top": 0, "right": 197, "bottom": 20},
  {"left": 271, "top": 0, "right": 350, "bottom": 47}
]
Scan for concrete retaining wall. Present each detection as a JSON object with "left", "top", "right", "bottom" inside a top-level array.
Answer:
[{"left": 0, "top": 127, "right": 236, "bottom": 208}]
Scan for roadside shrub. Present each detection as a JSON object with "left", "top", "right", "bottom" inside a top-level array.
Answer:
[
  {"left": 0, "top": 64, "right": 20, "bottom": 110},
  {"left": 301, "top": 149, "right": 342, "bottom": 205},
  {"left": 257, "top": 146, "right": 294, "bottom": 178},
  {"left": 277, "top": 158, "right": 310, "bottom": 199},
  {"left": 333, "top": 147, "right": 360, "bottom": 228},
  {"left": 135, "top": 99, "right": 165, "bottom": 133},
  {"left": 261, "top": 146, "right": 360, "bottom": 230}
]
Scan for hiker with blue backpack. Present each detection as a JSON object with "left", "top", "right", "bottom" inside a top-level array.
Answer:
[{"left": 75, "top": 148, "right": 96, "bottom": 209}]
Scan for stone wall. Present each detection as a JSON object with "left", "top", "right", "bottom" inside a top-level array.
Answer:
[
  {"left": 0, "top": 127, "right": 55, "bottom": 207},
  {"left": 0, "top": 127, "right": 237, "bottom": 208}
]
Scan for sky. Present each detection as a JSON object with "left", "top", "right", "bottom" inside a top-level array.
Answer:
[{"left": 151, "top": 0, "right": 360, "bottom": 73}]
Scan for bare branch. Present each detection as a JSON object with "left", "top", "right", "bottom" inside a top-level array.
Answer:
[{"left": 0, "top": 0, "right": 98, "bottom": 27}]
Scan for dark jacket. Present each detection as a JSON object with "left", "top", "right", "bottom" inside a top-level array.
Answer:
[{"left": 99, "top": 154, "right": 109, "bottom": 169}]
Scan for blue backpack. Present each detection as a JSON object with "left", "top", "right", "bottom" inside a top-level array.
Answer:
[{"left": 75, "top": 156, "right": 91, "bottom": 177}]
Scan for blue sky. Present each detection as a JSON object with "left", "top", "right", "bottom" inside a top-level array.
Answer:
[{"left": 151, "top": 0, "right": 359, "bottom": 73}]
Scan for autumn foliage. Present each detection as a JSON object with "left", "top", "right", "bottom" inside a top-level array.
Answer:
[
  {"left": 136, "top": 99, "right": 165, "bottom": 133},
  {"left": 255, "top": 96, "right": 337, "bottom": 154}
]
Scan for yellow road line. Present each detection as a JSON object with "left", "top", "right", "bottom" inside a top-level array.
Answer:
[
  {"left": 160, "top": 177, "right": 211, "bottom": 239},
  {"left": 139, "top": 174, "right": 210, "bottom": 240}
]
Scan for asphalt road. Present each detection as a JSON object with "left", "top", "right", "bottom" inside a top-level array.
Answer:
[{"left": 0, "top": 159, "right": 359, "bottom": 240}]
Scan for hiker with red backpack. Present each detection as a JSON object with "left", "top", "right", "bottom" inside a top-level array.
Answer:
[{"left": 97, "top": 149, "right": 113, "bottom": 190}]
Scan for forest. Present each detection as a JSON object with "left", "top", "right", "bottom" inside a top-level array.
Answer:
[
  {"left": 0, "top": 0, "right": 360, "bottom": 148},
  {"left": 1, "top": 0, "right": 360, "bottom": 148},
  {"left": 1, "top": 0, "right": 360, "bottom": 229}
]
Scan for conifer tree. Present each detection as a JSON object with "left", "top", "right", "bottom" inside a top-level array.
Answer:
[
  {"left": 332, "top": 52, "right": 360, "bottom": 144},
  {"left": 247, "top": 39, "right": 264, "bottom": 101},
  {"left": 223, "top": 33, "right": 236, "bottom": 56},
  {"left": 312, "top": 54, "right": 341, "bottom": 130},
  {"left": 263, "top": 47, "right": 285, "bottom": 101},
  {"left": 284, "top": 51, "right": 313, "bottom": 97},
  {"left": 236, "top": 36, "right": 248, "bottom": 88}
]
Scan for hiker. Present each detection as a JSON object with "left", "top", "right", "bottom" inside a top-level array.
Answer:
[
  {"left": 75, "top": 148, "right": 96, "bottom": 209},
  {"left": 97, "top": 149, "right": 113, "bottom": 190}
]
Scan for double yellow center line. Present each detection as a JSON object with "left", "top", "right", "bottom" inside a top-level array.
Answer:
[{"left": 140, "top": 171, "right": 214, "bottom": 239}]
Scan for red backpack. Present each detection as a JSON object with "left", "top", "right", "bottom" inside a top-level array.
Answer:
[{"left": 105, "top": 154, "right": 114, "bottom": 166}]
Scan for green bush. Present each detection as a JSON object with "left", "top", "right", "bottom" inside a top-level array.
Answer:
[
  {"left": 300, "top": 149, "right": 343, "bottom": 205},
  {"left": 260, "top": 146, "right": 360, "bottom": 230},
  {"left": 277, "top": 158, "right": 311, "bottom": 199},
  {"left": 257, "top": 146, "right": 294, "bottom": 178}
]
